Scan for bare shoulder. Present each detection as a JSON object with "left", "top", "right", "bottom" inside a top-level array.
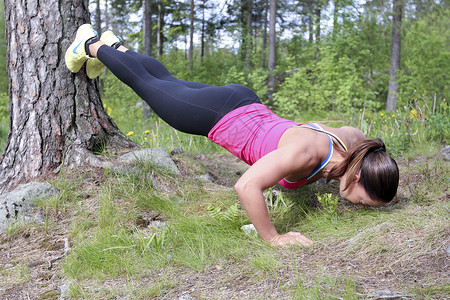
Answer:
[
  {"left": 319, "top": 124, "right": 366, "bottom": 148},
  {"left": 337, "top": 126, "right": 366, "bottom": 147},
  {"left": 339, "top": 126, "right": 365, "bottom": 139}
]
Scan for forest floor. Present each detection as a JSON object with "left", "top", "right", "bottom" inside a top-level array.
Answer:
[{"left": 0, "top": 148, "right": 449, "bottom": 299}]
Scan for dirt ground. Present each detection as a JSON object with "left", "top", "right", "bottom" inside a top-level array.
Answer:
[{"left": 0, "top": 151, "right": 449, "bottom": 299}]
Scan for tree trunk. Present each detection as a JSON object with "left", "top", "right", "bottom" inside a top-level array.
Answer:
[
  {"left": 201, "top": 0, "right": 205, "bottom": 59},
  {"left": 260, "top": 0, "right": 268, "bottom": 69},
  {"left": 315, "top": 4, "right": 321, "bottom": 43},
  {"left": 0, "top": 0, "right": 136, "bottom": 193},
  {"left": 157, "top": 1, "right": 164, "bottom": 57},
  {"left": 332, "top": 0, "right": 338, "bottom": 41},
  {"left": 143, "top": 0, "right": 153, "bottom": 57},
  {"left": 105, "top": 0, "right": 110, "bottom": 29},
  {"left": 386, "top": 0, "right": 403, "bottom": 112},
  {"left": 95, "top": 0, "right": 102, "bottom": 34},
  {"left": 143, "top": 0, "right": 153, "bottom": 119},
  {"left": 189, "top": 0, "right": 194, "bottom": 71},
  {"left": 308, "top": 15, "right": 313, "bottom": 43},
  {"left": 415, "top": 0, "right": 423, "bottom": 18},
  {"left": 267, "top": 0, "right": 276, "bottom": 106},
  {"left": 246, "top": 0, "right": 253, "bottom": 67}
]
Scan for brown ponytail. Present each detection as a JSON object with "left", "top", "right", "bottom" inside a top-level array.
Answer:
[{"left": 328, "top": 138, "right": 399, "bottom": 203}]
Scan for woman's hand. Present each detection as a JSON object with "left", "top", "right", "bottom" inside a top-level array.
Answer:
[{"left": 269, "top": 232, "right": 313, "bottom": 247}]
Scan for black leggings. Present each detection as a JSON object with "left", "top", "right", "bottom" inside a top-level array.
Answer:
[{"left": 97, "top": 46, "right": 261, "bottom": 136}]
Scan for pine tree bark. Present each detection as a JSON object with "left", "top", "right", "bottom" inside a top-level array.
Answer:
[
  {"left": 267, "top": 0, "right": 277, "bottom": 106},
  {"left": 260, "top": 0, "right": 268, "bottom": 69},
  {"left": 245, "top": 0, "right": 253, "bottom": 68},
  {"left": 143, "top": 0, "right": 153, "bottom": 57},
  {"left": 189, "top": 0, "right": 194, "bottom": 71},
  {"left": 201, "top": 0, "right": 206, "bottom": 60},
  {"left": 332, "top": 0, "right": 338, "bottom": 41},
  {"left": 157, "top": 2, "right": 165, "bottom": 57},
  {"left": 386, "top": 0, "right": 403, "bottom": 111},
  {"left": 95, "top": 0, "right": 102, "bottom": 34},
  {"left": 0, "top": 0, "right": 136, "bottom": 193},
  {"left": 315, "top": 4, "right": 321, "bottom": 43}
]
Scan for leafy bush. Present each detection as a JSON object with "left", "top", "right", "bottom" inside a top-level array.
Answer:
[
  {"left": 316, "top": 193, "right": 339, "bottom": 215},
  {"left": 398, "top": 7, "right": 450, "bottom": 109},
  {"left": 0, "top": 91, "right": 8, "bottom": 119}
]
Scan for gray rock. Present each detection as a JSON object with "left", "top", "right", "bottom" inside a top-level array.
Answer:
[
  {"left": 0, "top": 182, "right": 56, "bottom": 233},
  {"left": 118, "top": 148, "right": 181, "bottom": 175},
  {"left": 59, "top": 282, "right": 71, "bottom": 300},
  {"left": 263, "top": 188, "right": 281, "bottom": 206},
  {"left": 241, "top": 224, "right": 257, "bottom": 235},
  {"left": 447, "top": 243, "right": 450, "bottom": 256},
  {"left": 170, "top": 148, "right": 184, "bottom": 156},
  {"left": 360, "top": 289, "right": 413, "bottom": 299},
  {"left": 440, "top": 145, "right": 450, "bottom": 161},
  {"left": 197, "top": 173, "right": 213, "bottom": 183},
  {"left": 142, "top": 103, "right": 152, "bottom": 119},
  {"left": 33, "top": 210, "right": 45, "bottom": 223},
  {"left": 179, "top": 294, "right": 197, "bottom": 300},
  {"left": 149, "top": 220, "right": 168, "bottom": 230},
  {"left": 345, "top": 222, "right": 392, "bottom": 244}
]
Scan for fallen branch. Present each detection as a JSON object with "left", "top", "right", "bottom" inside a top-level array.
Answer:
[{"left": 48, "top": 238, "right": 70, "bottom": 270}]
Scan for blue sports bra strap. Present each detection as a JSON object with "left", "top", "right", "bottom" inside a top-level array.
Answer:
[
  {"left": 284, "top": 123, "right": 343, "bottom": 184},
  {"left": 302, "top": 123, "right": 348, "bottom": 151},
  {"left": 305, "top": 130, "right": 333, "bottom": 180}
]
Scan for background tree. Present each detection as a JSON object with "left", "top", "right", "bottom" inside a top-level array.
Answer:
[
  {"left": 189, "top": 0, "right": 195, "bottom": 70},
  {"left": 260, "top": 0, "right": 268, "bottom": 68},
  {"left": 94, "top": 0, "right": 102, "bottom": 34},
  {"left": 0, "top": 0, "right": 135, "bottom": 193},
  {"left": 386, "top": 0, "right": 403, "bottom": 111},
  {"left": 143, "top": 0, "right": 153, "bottom": 56},
  {"left": 267, "top": 0, "right": 277, "bottom": 105}
]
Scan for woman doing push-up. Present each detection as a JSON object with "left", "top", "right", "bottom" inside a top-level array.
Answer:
[{"left": 65, "top": 24, "right": 399, "bottom": 247}]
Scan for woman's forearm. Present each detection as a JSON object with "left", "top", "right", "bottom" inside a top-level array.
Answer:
[{"left": 235, "top": 182, "right": 279, "bottom": 242}]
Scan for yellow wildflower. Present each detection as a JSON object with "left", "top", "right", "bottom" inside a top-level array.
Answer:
[
  {"left": 380, "top": 113, "right": 384, "bottom": 117},
  {"left": 410, "top": 109, "right": 418, "bottom": 120},
  {"left": 144, "top": 130, "right": 150, "bottom": 134},
  {"left": 126, "top": 131, "right": 134, "bottom": 137}
]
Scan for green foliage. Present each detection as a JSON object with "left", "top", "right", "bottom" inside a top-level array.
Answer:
[
  {"left": 316, "top": 193, "right": 339, "bottom": 215},
  {"left": 398, "top": 6, "right": 450, "bottom": 109},
  {"left": 0, "top": 92, "right": 8, "bottom": 151},
  {"left": 207, "top": 203, "right": 240, "bottom": 222},
  {"left": 0, "top": 91, "right": 8, "bottom": 119},
  {"left": 0, "top": 2, "right": 7, "bottom": 93},
  {"left": 362, "top": 100, "right": 449, "bottom": 157}
]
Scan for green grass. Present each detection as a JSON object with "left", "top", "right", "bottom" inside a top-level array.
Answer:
[
  {"left": 52, "top": 149, "right": 449, "bottom": 298},
  {"left": 293, "top": 274, "right": 360, "bottom": 299},
  {"left": 1, "top": 79, "right": 449, "bottom": 298},
  {"left": 0, "top": 116, "right": 7, "bottom": 152}
]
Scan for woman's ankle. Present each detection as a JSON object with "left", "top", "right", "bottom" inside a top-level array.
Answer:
[{"left": 88, "top": 41, "right": 104, "bottom": 58}]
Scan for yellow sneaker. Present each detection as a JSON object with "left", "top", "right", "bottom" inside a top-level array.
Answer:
[
  {"left": 100, "top": 31, "right": 122, "bottom": 47},
  {"left": 86, "top": 57, "right": 105, "bottom": 79},
  {"left": 85, "top": 31, "right": 122, "bottom": 79},
  {"left": 65, "top": 24, "right": 98, "bottom": 73}
]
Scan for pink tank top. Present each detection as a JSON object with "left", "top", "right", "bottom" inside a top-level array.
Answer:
[
  {"left": 208, "top": 104, "right": 348, "bottom": 189},
  {"left": 207, "top": 103, "right": 300, "bottom": 166}
]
